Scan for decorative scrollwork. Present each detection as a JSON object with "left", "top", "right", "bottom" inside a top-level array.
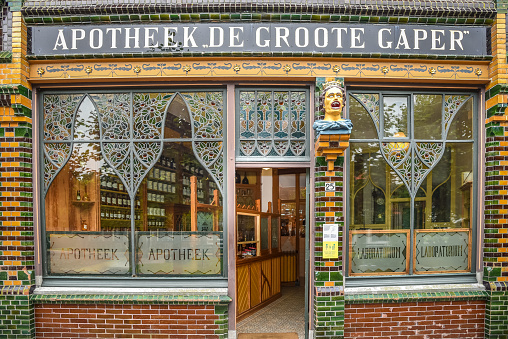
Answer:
[
  {"left": 43, "top": 155, "right": 60, "bottom": 192},
  {"left": 134, "top": 142, "right": 162, "bottom": 193},
  {"left": 413, "top": 156, "right": 430, "bottom": 193},
  {"left": 207, "top": 152, "right": 224, "bottom": 191},
  {"left": 274, "top": 140, "right": 290, "bottom": 156},
  {"left": 134, "top": 142, "right": 162, "bottom": 168},
  {"left": 116, "top": 156, "right": 133, "bottom": 192},
  {"left": 290, "top": 140, "right": 306, "bottom": 156},
  {"left": 257, "top": 140, "right": 272, "bottom": 156}
]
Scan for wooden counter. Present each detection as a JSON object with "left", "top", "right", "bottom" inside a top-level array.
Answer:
[{"left": 236, "top": 253, "right": 282, "bottom": 321}]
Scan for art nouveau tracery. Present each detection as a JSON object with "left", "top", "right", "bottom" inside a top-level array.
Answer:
[
  {"left": 43, "top": 90, "right": 225, "bottom": 197},
  {"left": 351, "top": 93, "right": 472, "bottom": 197}
]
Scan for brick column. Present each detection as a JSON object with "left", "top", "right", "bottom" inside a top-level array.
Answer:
[
  {"left": 484, "top": 5, "right": 508, "bottom": 338},
  {"left": 313, "top": 77, "right": 345, "bottom": 338},
  {"left": 0, "top": 1, "right": 34, "bottom": 338}
]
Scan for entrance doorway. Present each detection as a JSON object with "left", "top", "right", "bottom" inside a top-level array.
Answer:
[{"left": 235, "top": 168, "right": 309, "bottom": 339}]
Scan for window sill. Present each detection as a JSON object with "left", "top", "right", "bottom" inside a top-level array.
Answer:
[
  {"left": 32, "top": 286, "right": 231, "bottom": 304},
  {"left": 40, "top": 276, "right": 228, "bottom": 289},
  {"left": 344, "top": 282, "right": 487, "bottom": 304}
]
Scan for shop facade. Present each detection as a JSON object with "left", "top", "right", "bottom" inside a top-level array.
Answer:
[{"left": 1, "top": 0, "right": 508, "bottom": 338}]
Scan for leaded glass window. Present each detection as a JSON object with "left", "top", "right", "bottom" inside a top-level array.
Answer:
[
  {"left": 236, "top": 88, "right": 309, "bottom": 161},
  {"left": 42, "top": 89, "right": 225, "bottom": 278},
  {"left": 347, "top": 90, "right": 475, "bottom": 276}
]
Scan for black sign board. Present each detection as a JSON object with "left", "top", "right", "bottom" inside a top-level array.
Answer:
[{"left": 30, "top": 23, "right": 488, "bottom": 56}]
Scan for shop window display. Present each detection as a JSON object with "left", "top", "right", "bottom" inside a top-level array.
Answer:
[
  {"left": 348, "top": 91, "right": 475, "bottom": 276},
  {"left": 42, "top": 90, "right": 225, "bottom": 277}
]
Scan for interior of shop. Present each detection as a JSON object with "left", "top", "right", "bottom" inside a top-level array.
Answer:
[{"left": 235, "top": 168, "right": 308, "bottom": 338}]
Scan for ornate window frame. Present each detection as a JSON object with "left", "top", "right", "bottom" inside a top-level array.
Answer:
[
  {"left": 345, "top": 88, "right": 479, "bottom": 286},
  {"left": 39, "top": 87, "right": 228, "bottom": 287},
  {"left": 235, "top": 87, "right": 310, "bottom": 162}
]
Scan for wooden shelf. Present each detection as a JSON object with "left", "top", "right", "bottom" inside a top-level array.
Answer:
[{"left": 72, "top": 201, "right": 95, "bottom": 208}]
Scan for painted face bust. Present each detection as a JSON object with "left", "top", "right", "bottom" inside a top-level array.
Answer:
[{"left": 324, "top": 86, "right": 344, "bottom": 122}]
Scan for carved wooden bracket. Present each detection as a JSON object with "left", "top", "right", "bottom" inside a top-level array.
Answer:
[{"left": 315, "top": 132, "right": 351, "bottom": 172}]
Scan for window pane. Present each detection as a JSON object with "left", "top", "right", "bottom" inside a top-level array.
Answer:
[
  {"left": 162, "top": 93, "right": 193, "bottom": 139},
  {"left": 349, "top": 146, "right": 409, "bottom": 275},
  {"left": 350, "top": 144, "right": 387, "bottom": 229},
  {"left": 427, "top": 143, "right": 473, "bottom": 229},
  {"left": 45, "top": 143, "right": 131, "bottom": 275},
  {"left": 299, "top": 174, "right": 306, "bottom": 200},
  {"left": 261, "top": 217, "right": 269, "bottom": 250},
  {"left": 349, "top": 94, "right": 378, "bottom": 140},
  {"left": 133, "top": 92, "right": 173, "bottom": 139},
  {"left": 134, "top": 141, "right": 223, "bottom": 275},
  {"left": 100, "top": 164, "right": 139, "bottom": 232},
  {"left": 271, "top": 217, "right": 279, "bottom": 249},
  {"left": 74, "top": 96, "right": 100, "bottom": 141},
  {"left": 414, "top": 94, "right": 442, "bottom": 140},
  {"left": 143, "top": 142, "right": 223, "bottom": 232},
  {"left": 383, "top": 96, "right": 408, "bottom": 138},
  {"left": 279, "top": 174, "right": 296, "bottom": 200},
  {"left": 447, "top": 96, "right": 473, "bottom": 140}
]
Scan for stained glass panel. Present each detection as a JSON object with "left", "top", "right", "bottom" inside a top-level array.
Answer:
[
  {"left": 44, "top": 94, "right": 84, "bottom": 141},
  {"left": 181, "top": 92, "right": 224, "bottom": 139},
  {"left": 237, "top": 89, "right": 308, "bottom": 160},
  {"left": 91, "top": 93, "right": 130, "bottom": 140},
  {"left": 133, "top": 92, "right": 172, "bottom": 139}
]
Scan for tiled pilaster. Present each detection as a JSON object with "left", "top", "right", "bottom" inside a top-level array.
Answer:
[{"left": 313, "top": 77, "right": 345, "bottom": 338}]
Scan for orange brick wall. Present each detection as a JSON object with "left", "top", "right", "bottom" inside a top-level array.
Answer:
[
  {"left": 344, "top": 300, "right": 486, "bottom": 339},
  {"left": 35, "top": 303, "right": 222, "bottom": 339}
]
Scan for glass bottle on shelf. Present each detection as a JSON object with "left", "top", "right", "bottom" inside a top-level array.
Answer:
[
  {"left": 242, "top": 172, "right": 249, "bottom": 184},
  {"left": 112, "top": 179, "right": 118, "bottom": 190},
  {"left": 112, "top": 193, "right": 117, "bottom": 206},
  {"left": 76, "top": 190, "right": 81, "bottom": 201}
]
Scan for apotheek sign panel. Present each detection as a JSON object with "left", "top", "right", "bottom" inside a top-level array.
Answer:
[{"left": 30, "top": 23, "right": 488, "bottom": 56}]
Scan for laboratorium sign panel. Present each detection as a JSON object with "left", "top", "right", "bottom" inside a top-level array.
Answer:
[
  {"left": 30, "top": 23, "right": 488, "bottom": 56},
  {"left": 349, "top": 231, "right": 409, "bottom": 275}
]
